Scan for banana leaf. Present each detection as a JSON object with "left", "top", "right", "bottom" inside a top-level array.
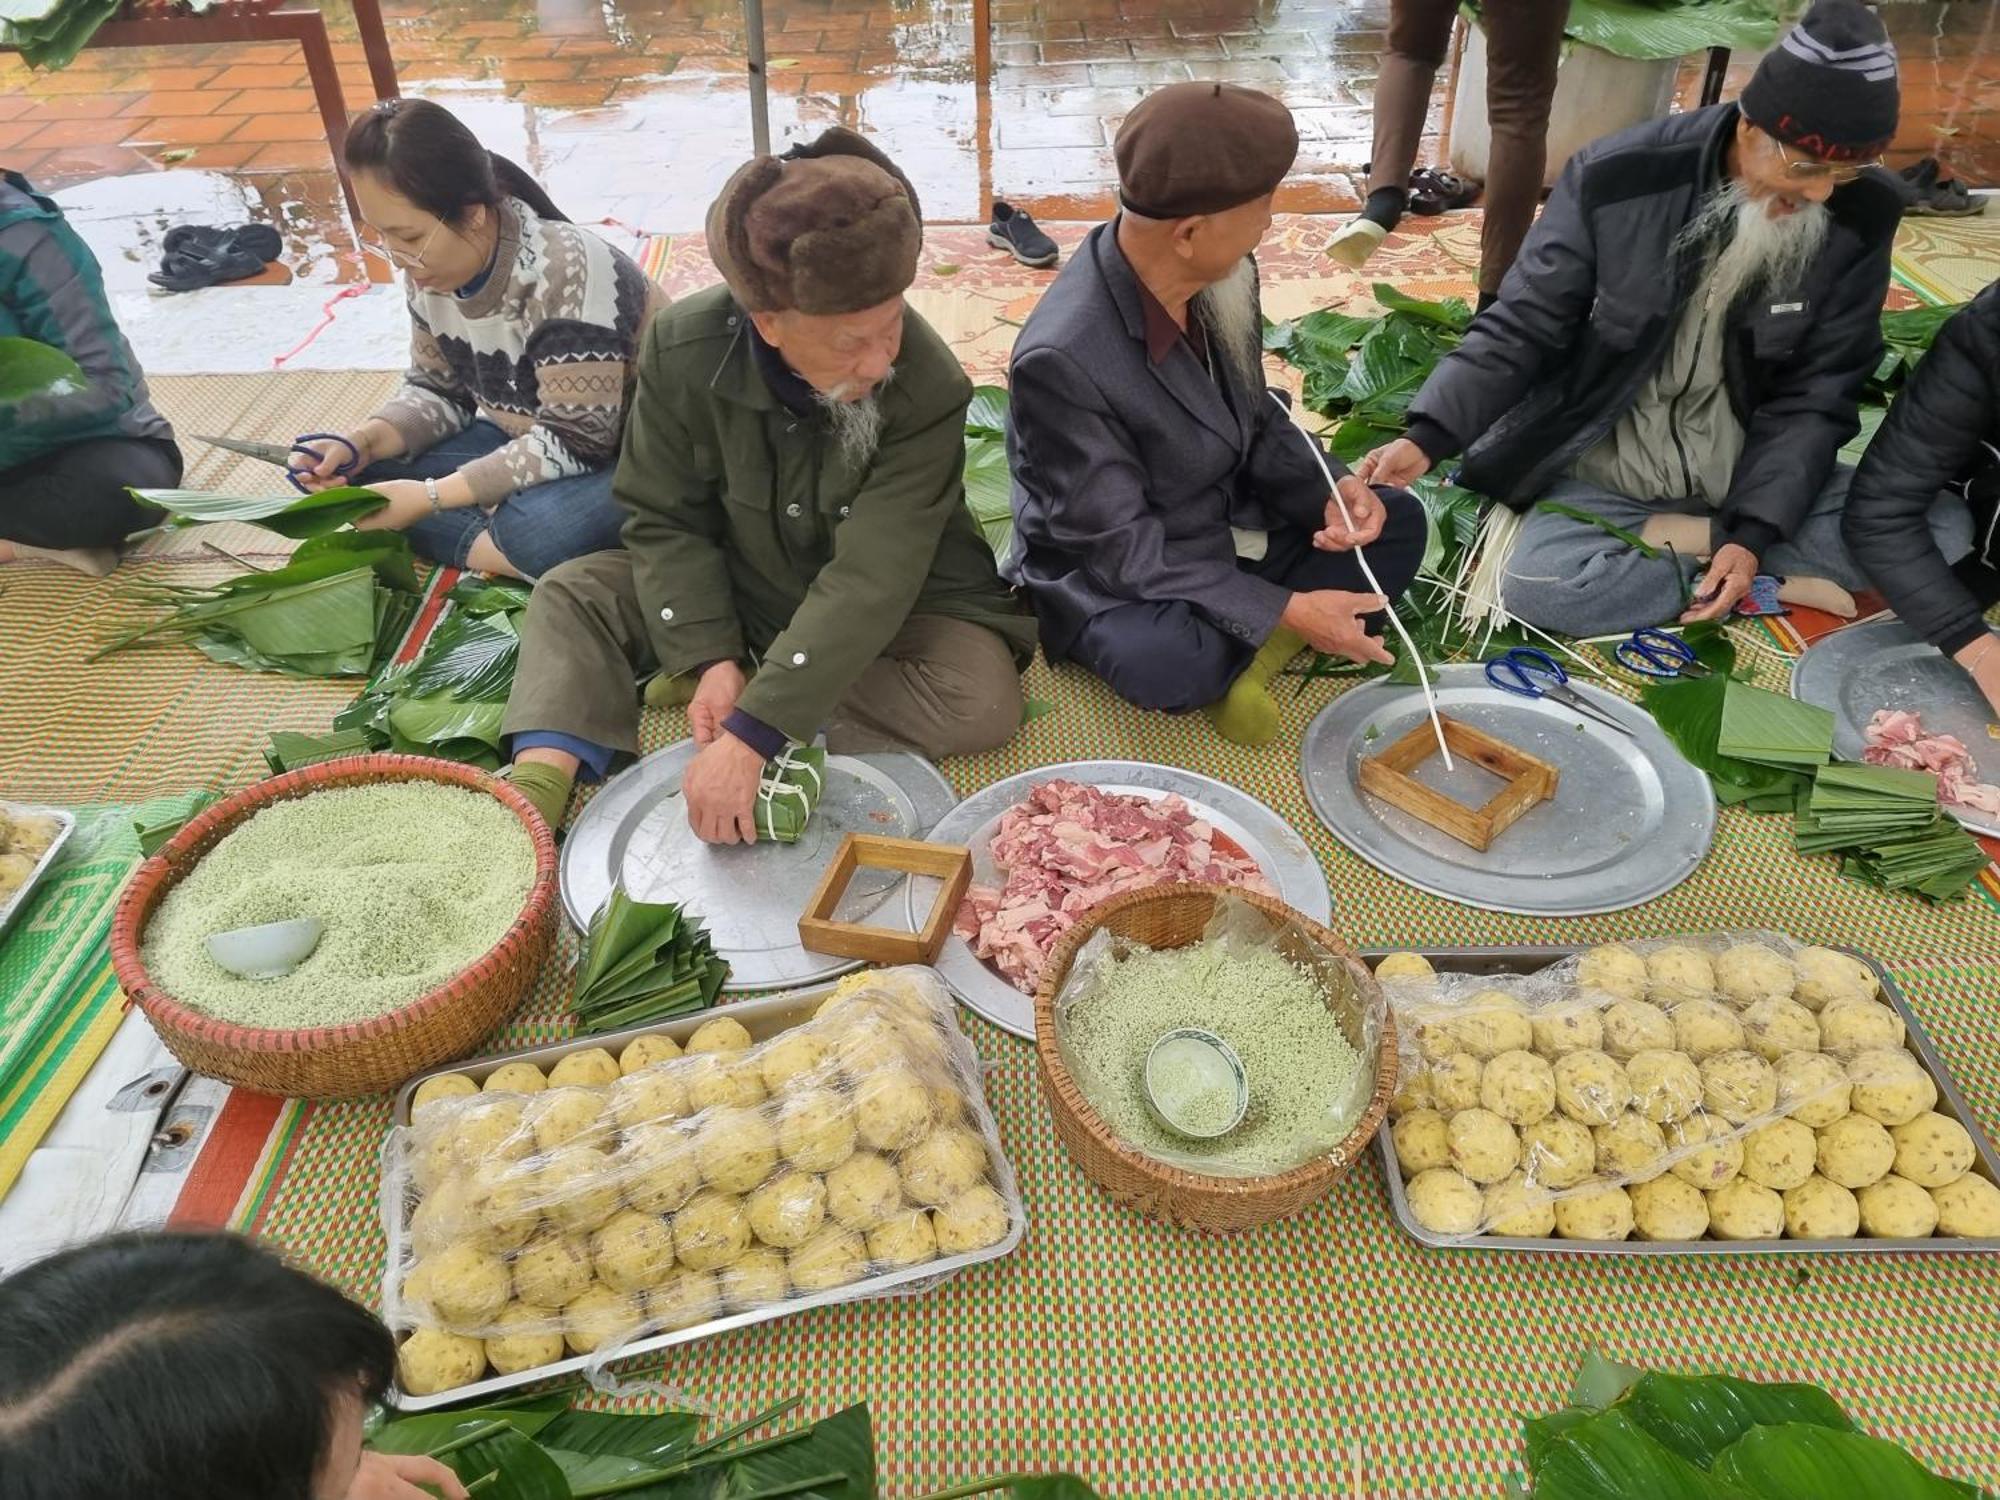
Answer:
[
  {"left": 131, "top": 484, "right": 388, "bottom": 539},
  {"left": 1341, "top": 317, "right": 1454, "bottom": 422},
  {"left": 1531, "top": 1408, "right": 1738, "bottom": 1500},
  {"left": 1711, "top": 1424, "right": 1986, "bottom": 1500},
  {"left": 403, "top": 610, "right": 520, "bottom": 701},
  {"left": 572, "top": 886, "right": 728, "bottom": 1032},
  {"left": 964, "top": 432, "right": 1014, "bottom": 559},
  {"left": 711, "top": 1402, "right": 875, "bottom": 1500},
  {"left": 1330, "top": 417, "right": 1401, "bottom": 463},
  {"left": 1641, "top": 673, "right": 1809, "bottom": 810},
  {"left": 0, "top": 335, "right": 86, "bottom": 403},
  {"left": 191, "top": 631, "right": 375, "bottom": 678},
  {"left": 1537, "top": 0, "right": 1782, "bottom": 62},
  {"left": 755, "top": 745, "right": 827, "bottom": 844},
  {"left": 1412, "top": 474, "right": 1487, "bottom": 579},
  {"left": 386, "top": 695, "right": 507, "bottom": 752},
  {"left": 448, "top": 575, "right": 534, "bottom": 616},
  {"left": 229, "top": 567, "right": 379, "bottom": 656},
  {"left": 265, "top": 727, "right": 380, "bottom": 774},
  {"left": 1372, "top": 282, "right": 1472, "bottom": 332},
  {"left": 436, "top": 1428, "right": 568, "bottom": 1500},
  {"left": 1612, "top": 1373, "right": 1851, "bottom": 1470},
  {"left": 1715, "top": 680, "right": 1835, "bottom": 768},
  {"left": 133, "top": 791, "right": 218, "bottom": 856},
  {"left": 3, "top": 0, "right": 119, "bottom": 68},
  {"left": 966, "top": 383, "right": 1010, "bottom": 438},
  {"left": 535, "top": 1408, "right": 703, "bottom": 1466},
  {"left": 1271, "top": 308, "right": 1376, "bottom": 366}
]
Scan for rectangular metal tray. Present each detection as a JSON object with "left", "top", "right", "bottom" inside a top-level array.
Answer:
[
  {"left": 1365, "top": 943, "right": 2000, "bottom": 1257},
  {"left": 386, "top": 982, "right": 1028, "bottom": 1410},
  {"left": 0, "top": 801, "right": 76, "bottom": 939}
]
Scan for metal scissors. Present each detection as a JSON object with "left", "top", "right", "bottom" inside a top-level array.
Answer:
[
  {"left": 1612, "top": 626, "right": 1709, "bottom": 679},
  {"left": 1484, "top": 647, "right": 1635, "bottom": 737},
  {"left": 192, "top": 432, "right": 362, "bottom": 494}
]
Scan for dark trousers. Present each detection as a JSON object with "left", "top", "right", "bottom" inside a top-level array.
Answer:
[
  {"left": 1367, "top": 0, "right": 1567, "bottom": 295},
  {"left": 0, "top": 435, "right": 180, "bottom": 549},
  {"left": 1068, "top": 492, "right": 1428, "bottom": 713}
]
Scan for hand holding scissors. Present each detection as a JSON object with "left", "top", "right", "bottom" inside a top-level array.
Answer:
[
  {"left": 285, "top": 431, "right": 364, "bottom": 494},
  {"left": 1484, "top": 646, "right": 1635, "bottom": 737}
]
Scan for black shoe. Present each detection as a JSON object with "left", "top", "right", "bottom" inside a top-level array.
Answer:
[{"left": 987, "top": 200, "right": 1058, "bottom": 268}]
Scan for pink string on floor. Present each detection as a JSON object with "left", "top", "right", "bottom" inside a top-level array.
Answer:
[{"left": 271, "top": 283, "right": 371, "bottom": 369}]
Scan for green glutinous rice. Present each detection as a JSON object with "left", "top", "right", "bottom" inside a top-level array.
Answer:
[
  {"left": 142, "top": 783, "right": 535, "bottom": 1028},
  {"left": 1061, "top": 937, "right": 1366, "bottom": 1176}
]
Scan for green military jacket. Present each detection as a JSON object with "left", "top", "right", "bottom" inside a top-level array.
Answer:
[{"left": 615, "top": 285, "right": 1037, "bottom": 742}]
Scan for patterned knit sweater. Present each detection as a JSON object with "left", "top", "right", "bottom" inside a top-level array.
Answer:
[{"left": 375, "top": 198, "right": 667, "bottom": 506}]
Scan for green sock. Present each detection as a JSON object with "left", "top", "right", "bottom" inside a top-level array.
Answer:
[
  {"left": 1205, "top": 627, "right": 1306, "bottom": 747},
  {"left": 643, "top": 671, "right": 698, "bottom": 709},
  {"left": 505, "top": 760, "right": 576, "bottom": 829}
]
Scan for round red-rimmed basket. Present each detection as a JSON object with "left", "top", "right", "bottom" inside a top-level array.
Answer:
[{"left": 111, "top": 755, "right": 559, "bottom": 1099}]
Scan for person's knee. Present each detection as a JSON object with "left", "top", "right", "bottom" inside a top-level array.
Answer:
[
  {"left": 1369, "top": 486, "right": 1430, "bottom": 594},
  {"left": 907, "top": 630, "right": 1026, "bottom": 756},
  {"left": 1100, "top": 638, "right": 1236, "bottom": 712}
]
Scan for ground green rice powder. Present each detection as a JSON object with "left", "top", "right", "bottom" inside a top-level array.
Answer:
[
  {"left": 143, "top": 783, "right": 535, "bottom": 1028},
  {"left": 1060, "top": 937, "right": 1368, "bottom": 1176}
]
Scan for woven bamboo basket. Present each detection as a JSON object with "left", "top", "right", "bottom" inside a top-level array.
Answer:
[
  {"left": 111, "top": 755, "right": 559, "bottom": 1099},
  {"left": 1032, "top": 883, "right": 1398, "bottom": 1233}
]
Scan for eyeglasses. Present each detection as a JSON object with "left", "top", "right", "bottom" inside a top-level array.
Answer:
[
  {"left": 356, "top": 215, "right": 444, "bottom": 268},
  {"left": 1771, "top": 138, "right": 1881, "bottom": 185}
]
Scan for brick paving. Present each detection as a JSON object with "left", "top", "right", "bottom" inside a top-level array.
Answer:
[{"left": 0, "top": 0, "right": 1993, "bottom": 285}]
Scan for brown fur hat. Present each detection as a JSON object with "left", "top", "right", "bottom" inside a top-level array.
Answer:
[{"left": 705, "top": 127, "right": 922, "bottom": 315}]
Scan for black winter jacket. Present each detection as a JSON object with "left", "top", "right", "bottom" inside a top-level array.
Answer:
[
  {"left": 1403, "top": 104, "right": 1902, "bottom": 557},
  {"left": 1843, "top": 282, "right": 2000, "bottom": 655}
]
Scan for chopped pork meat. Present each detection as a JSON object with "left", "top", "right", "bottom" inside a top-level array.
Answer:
[
  {"left": 953, "top": 779, "right": 1276, "bottom": 994},
  {"left": 1862, "top": 709, "right": 2000, "bottom": 818}
]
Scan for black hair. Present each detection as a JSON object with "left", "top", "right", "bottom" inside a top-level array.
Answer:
[
  {"left": 345, "top": 96, "right": 569, "bottom": 225},
  {"left": 0, "top": 1230, "right": 396, "bottom": 1500}
]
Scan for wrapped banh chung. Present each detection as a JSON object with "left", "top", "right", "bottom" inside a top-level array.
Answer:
[
  {"left": 383, "top": 966, "right": 1023, "bottom": 1396},
  {"left": 1376, "top": 934, "right": 2000, "bottom": 1246}
]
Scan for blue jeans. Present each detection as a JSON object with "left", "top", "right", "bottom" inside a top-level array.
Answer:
[{"left": 358, "top": 420, "right": 624, "bottom": 580}]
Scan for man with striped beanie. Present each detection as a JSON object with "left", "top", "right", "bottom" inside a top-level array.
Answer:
[{"left": 1350, "top": 1, "right": 1970, "bottom": 638}]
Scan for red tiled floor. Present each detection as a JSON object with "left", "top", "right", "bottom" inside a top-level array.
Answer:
[
  {"left": 123, "top": 90, "right": 229, "bottom": 118},
  {"left": 213, "top": 88, "right": 319, "bottom": 117}
]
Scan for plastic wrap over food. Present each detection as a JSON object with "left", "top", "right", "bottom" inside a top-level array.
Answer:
[
  {"left": 381, "top": 966, "right": 1024, "bottom": 1398},
  {"left": 1051, "top": 893, "right": 1386, "bottom": 1178},
  {"left": 1375, "top": 933, "right": 1991, "bottom": 1244}
]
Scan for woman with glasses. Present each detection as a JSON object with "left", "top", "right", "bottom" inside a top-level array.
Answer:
[
  {"left": 1844, "top": 282, "right": 2000, "bottom": 721},
  {"left": 292, "top": 99, "right": 667, "bottom": 580}
]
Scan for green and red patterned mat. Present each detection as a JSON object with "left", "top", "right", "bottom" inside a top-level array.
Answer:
[{"left": 0, "top": 219, "right": 1996, "bottom": 1496}]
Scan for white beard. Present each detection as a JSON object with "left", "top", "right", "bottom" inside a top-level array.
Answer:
[
  {"left": 1676, "top": 179, "right": 1832, "bottom": 316},
  {"left": 1191, "top": 256, "right": 1264, "bottom": 396},
  {"left": 814, "top": 366, "right": 894, "bottom": 467}
]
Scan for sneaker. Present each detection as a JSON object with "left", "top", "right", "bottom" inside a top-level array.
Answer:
[
  {"left": 987, "top": 200, "right": 1059, "bottom": 268},
  {"left": 1326, "top": 217, "right": 1388, "bottom": 270}
]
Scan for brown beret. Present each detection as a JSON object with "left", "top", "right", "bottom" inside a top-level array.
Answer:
[
  {"left": 1114, "top": 81, "right": 1299, "bottom": 219},
  {"left": 705, "top": 127, "right": 923, "bottom": 316}
]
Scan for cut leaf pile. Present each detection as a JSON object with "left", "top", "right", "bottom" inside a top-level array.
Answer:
[{"left": 570, "top": 884, "right": 730, "bottom": 1034}]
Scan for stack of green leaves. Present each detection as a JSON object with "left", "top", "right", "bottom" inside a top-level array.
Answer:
[
  {"left": 1715, "top": 680, "right": 1836, "bottom": 769},
  {"left": 1471, "top": 0, "right": 1779, "bottom": 65},
  {"left": 571, "top": 885, "right": 729, "bottom": 1034},
  {"left": 132, "top": 485, "right": 390, "bottom": 538},
  {"left": 1507, "top": 1351, "right": 1990, "bottom": 1499},
  {"left": 268, "top": 575, "right": 533, "bottom": 773},
  {"left": 366, "top": 1386, "right": 1100, "bottom": 1500},
  {"left": 963, "top": 384, "right": 1013, "bottom": 560},
  {"left": 91, "top": 532, "right": 421, "bottom": 678},
  {"left": 1265, "top": 283, "right": 1471, "bottom": 460},
  {"left": 755, "top": 745, "right": 829, "bottom": 844},
  {"left": 1796, "top": 765, "right": 1990, "bottom": 901}
]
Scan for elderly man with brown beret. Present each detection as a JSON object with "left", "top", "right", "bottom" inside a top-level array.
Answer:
[
  {"left": 500, "top": 128, "right": 1037, "bottom": 842},
  {"left": 1003, "top": 82, "right": 1426, "bottom": 745}
]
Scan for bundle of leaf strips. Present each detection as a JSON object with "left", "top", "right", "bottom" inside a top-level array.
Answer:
[
  {"left": 367, "top": 1386, "right": 1102, "bottom": 1500},
  {"left": 92, "top": 532, "right": 421, "bottom": 679},
  {"left": 1796, "top": 765, "right": 1990, "bottom": 902},
  {"left": 272, "top": 575, "right": 533, "bottom": 772},
  {"left": 1507, "top": 1350, "right": 1993, "bottom": 1499},
  {"left": 571, "top": 885, "right": 729, "bottom": 1033},
  {"left": 756, "top": 744, "right": 829, "bottom": 844}
]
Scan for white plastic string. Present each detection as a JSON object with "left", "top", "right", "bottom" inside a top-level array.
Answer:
[
  {"left": 1412, "top": 575, "right": 1607, "bottom": 678},
  {"left": 1270, "top": 392, "right": 1453, "bottom": 770}
]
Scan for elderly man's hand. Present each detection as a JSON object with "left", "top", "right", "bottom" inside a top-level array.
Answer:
[
  {"left": 1353, "top": 437, "right": 1433, "bottom": 490},
  {"left": 1315, "top": 476, "right": 1386, "bottom": 552},
  {"left": 687, "top": 661, "right": 748, "bottom": 747},
  {"left": 1281, "top": 589, "right": 1395, "bottom": 668},
  {"left": 1680, "top": 542, "right": 1759, "bottom": 623},
  {"left": 345, "top": 1453, "right": 469, "bottom": 1500},
  {"left": 682, "top": 732, "right": 765, "bottom": 845}
]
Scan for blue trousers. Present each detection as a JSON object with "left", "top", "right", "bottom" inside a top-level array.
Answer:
[{"left": 358, "top": 420, "right": 623, "bottom": 580}]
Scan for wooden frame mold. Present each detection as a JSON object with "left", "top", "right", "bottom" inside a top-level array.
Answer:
[
  {"left": 1355, "top": 714, "right": 1559, "bottom": 852},
  {"left": 797, "top": 833, "right": 973, "bottom": 965}
]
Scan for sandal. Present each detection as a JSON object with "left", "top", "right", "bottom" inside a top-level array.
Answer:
[
  {"left": 1407, "top": 167, "right": 1480, "bottom": 216},
  {"left": 1899, "top": 158, "right": 1985, "bottom": 217},
  {"left": 149, "top": 222, "right": 284, "bottom": 292}
]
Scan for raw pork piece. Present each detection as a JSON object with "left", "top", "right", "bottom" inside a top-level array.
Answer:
[
  {"left": 953, "top": 779, "right": 1276, "bottom": 994},
  {"left": 1862, "top": 709, "right": 2000, "bottom": 817}
]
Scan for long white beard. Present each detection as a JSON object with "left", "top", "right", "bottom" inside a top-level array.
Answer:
[
  {"left": 1192, "top": 256, "right": 1264, "bottom": 396},
  {"left": 814, "top": 366, "right": 895, "bottom": 467},
  {"left": 1676, "top": 180, "right": 1832, "bottom": 316}
]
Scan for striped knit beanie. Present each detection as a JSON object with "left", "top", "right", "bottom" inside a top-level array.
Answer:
[{"left": 1741, "top": 0, "right": 1900, "bottom": 162}]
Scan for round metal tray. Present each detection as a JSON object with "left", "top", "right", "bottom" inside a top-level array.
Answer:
[
  {"left": 1300, "top": 664, "right": 1716, "bottom": 916},
  {"left": 561, "top": 741, "right": 959, "bottom": 990},
  {"left": 912, "top": 761, "right": 1333, "bottom": 1040},
  {"left": 1790, "top": 615, "right": 2000, "bottom": 840}
]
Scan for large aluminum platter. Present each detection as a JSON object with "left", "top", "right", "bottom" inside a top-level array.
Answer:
[
  {"left": 1301, "top": 664, "right": 1715, "bottom": 916},
  {"left": 560, "top": 741, "right": 958, "bottom": 990},
  {"left": 1369, "top": 944, "right": 2000, "bottom": 1257},
  {"left": 0, "top": 801, "right": 75, "bottom": 939},
  {"left": 913, "top": 761, "right": 1333, "bottom": 1041},
  {"left": 1790, "top": 615, "right": 2000, "bottom": 840}
]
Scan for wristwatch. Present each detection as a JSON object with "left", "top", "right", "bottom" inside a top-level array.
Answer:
[{"left": 423, "top": 476, "right": 443, "bottom": 515}]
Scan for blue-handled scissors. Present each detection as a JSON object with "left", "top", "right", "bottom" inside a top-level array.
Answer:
[
  {"left": 191, "top": 432, "right": 363, "bottom": 494},
  {"left": 1612, "top": 626, "right": 1709, "bottom": 679},
  {"left": 1484, "top": 647, "right": 1635, "bottom": 737}
]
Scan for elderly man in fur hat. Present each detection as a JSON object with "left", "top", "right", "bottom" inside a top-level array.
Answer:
[
  {"left": 1003, "top": 82, "right": 1426, "bottom": 746},
  {"left": 500, "top": 129, "right": 1036, "bottom": 842}
]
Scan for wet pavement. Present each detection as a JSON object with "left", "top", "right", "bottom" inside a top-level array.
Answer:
[{"left": 0, "top": 0, "right": 1993, "bottom": 287}]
